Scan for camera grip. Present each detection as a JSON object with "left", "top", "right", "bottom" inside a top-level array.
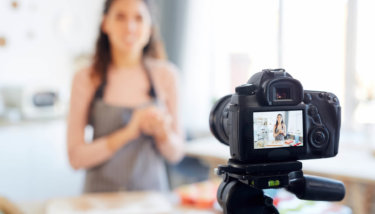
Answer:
[{"left": 287, "top": 174, "right": 345, "bottom": 201}]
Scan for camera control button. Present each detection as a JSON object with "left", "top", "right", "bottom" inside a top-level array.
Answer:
[
  {"left": 309, "top": 127, "right": 329, "bottom": 149},
  {"left": 308, "top": 106, "right": 318, "bottom": 116},
  {"left": 313, "top": 115, "right": 322, "bottom": 124},
  {"left": 304, "top": 93, "right": 312, "bottom": 104},
  {"left": 314, "top": 131, "right": 326, "bottom": 143},
  {"left": 319, "top": 93, "right": 325, "bottom": 98}
]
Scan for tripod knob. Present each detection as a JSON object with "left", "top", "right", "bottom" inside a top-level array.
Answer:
[{"left": 287, "top": 174, "right": 345, "bottom": 201}]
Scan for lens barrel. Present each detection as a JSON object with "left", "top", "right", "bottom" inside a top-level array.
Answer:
[{"left": 209, "top": 95, "right": 232, "bottom": 146}]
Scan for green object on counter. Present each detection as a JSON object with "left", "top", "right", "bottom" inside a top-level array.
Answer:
[{"left": 279, "top": 201, "right": 315, "bottom": 214}]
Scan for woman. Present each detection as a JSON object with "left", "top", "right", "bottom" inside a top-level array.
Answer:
[
  {"left": 273, "top": 114, "right": 286, "bottom": 141},
  {"left": 67, "top": 0, "right": 184, "bottom": 193}
]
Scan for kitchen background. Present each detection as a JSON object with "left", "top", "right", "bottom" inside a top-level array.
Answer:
[{"left": 1, "top": 0, "right": 375, "bottom": 212}]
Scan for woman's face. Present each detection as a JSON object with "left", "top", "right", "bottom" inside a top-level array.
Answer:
[{"left": 102, "top": 0, "right": 152, "bottom": 55}]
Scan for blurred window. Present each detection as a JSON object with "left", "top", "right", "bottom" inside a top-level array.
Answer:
[
  {"left": 281, "top": 0, "right": 346, "bottom": 103},
  {"left": 354, "top": 0, "right": 375, "bottom": 125},
  {"left": 182, "top": 0, "right": 375, "bottom": 139}
]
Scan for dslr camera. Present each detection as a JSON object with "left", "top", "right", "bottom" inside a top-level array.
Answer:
[
  {"left": 210, "top": 68, "right": 341, "bottom": 163},
  {"left": 210, "top": 69, "right": 345, "bottom": 214}
]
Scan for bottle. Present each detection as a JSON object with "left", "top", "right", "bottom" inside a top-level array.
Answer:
[{"left": 294, "top": 130, "right": 301, "bottom": 144}]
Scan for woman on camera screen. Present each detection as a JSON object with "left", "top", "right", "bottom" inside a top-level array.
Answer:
[
  {"left": 67, "top": 0, "right": 184, "bottom": 193},
  {"left": 273, "top": 114, "right": 286, "bottom": 141}
]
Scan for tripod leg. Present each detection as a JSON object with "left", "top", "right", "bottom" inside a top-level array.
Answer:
[{"left": 217, "top": 180, "right": 279, "bottom": 214}]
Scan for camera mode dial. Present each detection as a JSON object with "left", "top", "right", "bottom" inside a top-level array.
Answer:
[{"left": 309, "top": 126, "right": 329, "bottom": 150}]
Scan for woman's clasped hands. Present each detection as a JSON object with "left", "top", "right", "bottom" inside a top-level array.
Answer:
[{"left": 128, "top": 106, "right": 172, "bottom": 144}]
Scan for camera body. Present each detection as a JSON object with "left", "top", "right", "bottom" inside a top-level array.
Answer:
[{"left": 209, "top": 69, "right": 341, "bottom": 163}]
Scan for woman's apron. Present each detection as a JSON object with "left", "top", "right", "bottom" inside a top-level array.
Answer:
[{"left": 83, "top": 67, "right": 169, "bottom": 193}]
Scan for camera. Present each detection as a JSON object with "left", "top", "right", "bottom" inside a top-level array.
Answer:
[
  {"left": 211, "top": 69, "right": 345, "bottom": 213},
  {"left": 209, "top": 68, "right": 341, "bottom": 163}
]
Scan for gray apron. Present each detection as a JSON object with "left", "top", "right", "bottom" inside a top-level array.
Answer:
[{"left": 83, "top": 67, "right": 169, "bottom": 193}]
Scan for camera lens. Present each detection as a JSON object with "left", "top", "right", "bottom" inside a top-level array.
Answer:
[{"left": 209, "top": 95, "right": 231, "bottom": 145}]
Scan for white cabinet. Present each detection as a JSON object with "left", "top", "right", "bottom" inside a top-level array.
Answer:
[{"left": 0, "top": 120, "right": 84, "bottom": 202}]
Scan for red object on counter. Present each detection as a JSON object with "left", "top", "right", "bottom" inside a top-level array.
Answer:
[
  {"left": 175, "top": 179, "right": 220, "bottom": 209},
  {"left": 285, "top": 140, "right": 294, "bottom": 144}
]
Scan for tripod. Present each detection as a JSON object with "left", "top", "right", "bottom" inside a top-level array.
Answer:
[{"left": 216, "top": 160, "right": 346, "bottom": 214}]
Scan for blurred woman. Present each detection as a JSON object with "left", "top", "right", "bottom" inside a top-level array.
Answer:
[
  {"left": 273, "top": 114, "right": 286, "bottom": 141},
  {"left": 67, "top": 0, "right": 184, "bottom": 193}
]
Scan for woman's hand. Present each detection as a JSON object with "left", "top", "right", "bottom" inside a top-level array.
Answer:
[
  {"left": 106, "top": 108, "right": 154, "bottom": 152},
  {"left": 106, "top": 106, "right": 172, "bottom": 153},
  {"left": 137, "top": 106, "right": 172, "bottom": 143},
  {"left": 126, "top": 107, "right": 154, "bottom": 137},
  {"left": 123, "top": 106, "right": 172, "bottom": 145}
]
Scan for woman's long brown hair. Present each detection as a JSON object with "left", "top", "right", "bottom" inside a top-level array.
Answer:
[{"left": 92, "top": 0, "right": 167, "bottom": 82}]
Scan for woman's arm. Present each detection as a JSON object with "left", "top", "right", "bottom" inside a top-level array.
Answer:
[
  {"left": 152, "top": 64, "right": 185, "bottom": 164},
  {"left": 67, "top": 69, "right": 139, "bottom": 170},
  {"left": 282, "top": 124, "right": 287, "bottom": 136}
]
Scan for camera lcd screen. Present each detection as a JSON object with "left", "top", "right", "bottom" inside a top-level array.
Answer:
[{"left": 253, "top": 110, "right": 303, "bottom": 149}]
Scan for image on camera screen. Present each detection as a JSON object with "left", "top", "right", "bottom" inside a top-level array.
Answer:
[{"left": 253, "top": 110, "right": 303, "bottom": 149}]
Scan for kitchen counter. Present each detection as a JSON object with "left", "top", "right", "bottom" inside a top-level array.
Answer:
[{"left": 17, "top": 192, "right": 220, "bottom": 214}]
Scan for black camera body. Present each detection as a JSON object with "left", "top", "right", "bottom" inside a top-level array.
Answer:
[{"left": 210, "top": 69, "right": 341, "bottom": 163}]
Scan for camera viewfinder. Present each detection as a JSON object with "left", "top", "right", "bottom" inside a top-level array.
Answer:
[{"left": 276, "top": 88, "right": 291, "bottom": 100}]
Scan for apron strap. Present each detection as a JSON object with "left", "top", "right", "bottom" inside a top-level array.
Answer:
[
  {"left": 94, "top": 80, "right": 107, "bottom": 99},
  {"left": 143, "top": 63, "right": 157, "bottom": 99}
]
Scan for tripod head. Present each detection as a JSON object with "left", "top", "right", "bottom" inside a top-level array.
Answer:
[{"left": 216, "top": 160, "right": 345, "bottom": 214}]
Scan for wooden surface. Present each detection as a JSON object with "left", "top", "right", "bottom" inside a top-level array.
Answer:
[
  {"left": 18, "top": 192, "right": 220, "bottom": 214},
  {"left": 0, "top": 196, "right": 23, "bottom": 214},
  {"left": 45, "top": 192, "right": 172, "bottom": 214}
]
